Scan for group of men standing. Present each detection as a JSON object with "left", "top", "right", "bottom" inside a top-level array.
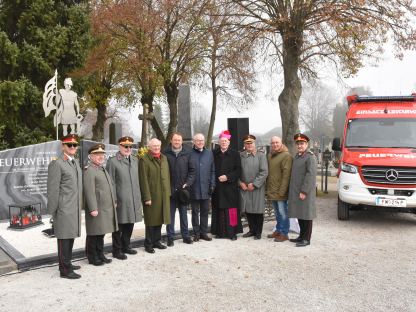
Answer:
[{"left": 47, "top": 130, "right": 316, "bottom": 279}]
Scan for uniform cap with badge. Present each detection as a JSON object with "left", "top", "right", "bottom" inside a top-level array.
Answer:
[
  {"left": 242, "top": 134, "right": 256, "bottom": 144},
  {"left": 118, "top": 136, "right": 134, "bottom": 146},
  {"left": 88, "top": 143, "right": 106, "bottom": 154},
  {"left": 294, "top": 133, "right": 310, "bottom": 143},
  {"left": 61, "top": 134, "right": 79, "bottom": 145}
]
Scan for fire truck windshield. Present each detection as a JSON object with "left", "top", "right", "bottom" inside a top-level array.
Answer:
[{"left": 345, "top": 118, "right": 416, "bottom": 148}]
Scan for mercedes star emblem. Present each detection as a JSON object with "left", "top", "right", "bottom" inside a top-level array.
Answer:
[{"left": 385, "top": 169, "right": 399, "bottom": 182}]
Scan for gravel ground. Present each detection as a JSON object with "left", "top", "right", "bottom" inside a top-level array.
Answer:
[{"left": 1, "top": 190, "right": 416, "bottom": 312}]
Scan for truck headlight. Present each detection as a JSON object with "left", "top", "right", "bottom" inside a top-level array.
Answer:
[{"left": 341, "top": 162, "right": 358, "bottom": 174}]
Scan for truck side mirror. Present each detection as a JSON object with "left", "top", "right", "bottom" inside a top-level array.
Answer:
[{"left": 332, "top": 137, "right": 341, "bottom": 151}]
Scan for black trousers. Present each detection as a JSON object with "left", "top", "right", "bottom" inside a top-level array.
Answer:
[
  {"left": 246, "top": 213, "right": 264, "bottom": 235},
  {"left": 191, "top": 199, "right": 210, "bottom": 236},
  {"left": 144, "top": 225, "right": 162, "bottom": 248},
  {"left": 86, "top": 235, "right": 105, "bottom": 262},
  {"left": 112, "top": 223, "right": 134, "bottom": 253},
  {"left": 298, "top": 219, "right": 313, "bottom": 241},
  {"left": 57, "top": 238, "right": 74, "bottom": 274}
]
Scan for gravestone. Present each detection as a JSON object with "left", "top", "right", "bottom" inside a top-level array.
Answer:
[
  {"left": 0, "top": 141, "right": 61, "bottom": 220},
  {"left": 177, "top": 85, "right": 193, "bottom": 141},
  {"left": 109, "top": 122, "right": 122, "bottom": 145}
]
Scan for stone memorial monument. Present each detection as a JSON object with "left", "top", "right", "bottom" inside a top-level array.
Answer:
[
  {"left": 177, "top": 84, "right": 193, "bottom": 141},
  {"left": 43, "top": 71, "right": 83, "bottom": 138}
]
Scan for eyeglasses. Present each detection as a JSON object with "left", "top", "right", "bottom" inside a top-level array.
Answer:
[
  {"left": 65, "top": 144, "right": 78, "bottom": 148},
  {"left": 121, "top": 145, "right": 133, "bottom": 149}
]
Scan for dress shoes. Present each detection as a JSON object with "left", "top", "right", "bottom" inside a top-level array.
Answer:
[
  {"left": 274, "top": 234, "right": 289, "bottom": 242},
  {"left": 88, "top": 259, "right": 104, "bottom": 266},
  {"left": 193, "top": 235, "right": 200, "bottom": 242},
  {"left": 242, "top": 231, "right": 255, "bottom": 238},
  {"left": 71, "top": 264, "right": 81, "bottom": 270},
  {"left": 60, "top": 272, "right": 81, "bottom": 279},
  {"left": 200, "top": 234, "right": 212, "bottom": 241},
  {"left": 122, "top": 248, "right": 137, "bottom": 255},
  {"left": 167, "top": 239, "right": 174, "bottom": 247},
  {"left": 113, "top": 252, "right": 127, "bottom": 260},
  {"left": 183, "top": 237, "right": 193, "bottom": 244},
  {"left": 254, "top": 234, "right": 261, "bottom": 240},
  {"left": 267, "top": 231, "right": 279, "bottom": 239},
  {"left": 100, "top": 256, "right": 112, "bottom": 264},
  {"left": 145, "top": 247, "right": 155, "bottom": 254},
  {"left": 153, "top": 242, "right": 167, "bottom": 249},
  {"left": 295, "top": 240, "right": 310, "bottom": 247},
  {"left": 289, "top": 236, "right": 302, "bottom": 243},
  {"left": 230, "top": 235, "right": 237, "bottom": 241}
]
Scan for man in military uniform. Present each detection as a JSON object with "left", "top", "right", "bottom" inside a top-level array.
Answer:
[
  {"left": 106, "top": 136, "right": 142, "bottom": 260},
  {"left": 288, "top": 133, "right": 317, "bottom": 247},
  {"left": 84, "top": 144, "right": 118, "bottom": 265},
  {"left": 240, "top": 134, "right": 268, "bottom": 240},
  {"left": 47, "top": 134, "right": 82, "bottom": 279}
]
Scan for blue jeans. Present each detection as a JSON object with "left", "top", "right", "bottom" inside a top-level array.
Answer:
[
  {"left": 272, "top": 200, "right": 289, "bottom": 236},
  {"left": 167, "top": 198, "right": 190, "bottom": 240}
]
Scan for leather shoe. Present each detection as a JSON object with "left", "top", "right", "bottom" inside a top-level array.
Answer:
[
  {"left": 153, "top": 242, "right": 167, "bottom": 249},
  {"left": 242, "top": 232, "right": 254, "bottom": 238},
  {"left": 200, "top": 234, "right": 212, "bottom": 241},
  {"left": 71, "top": 264, "right": 81, "bottom": 270},
  {"left": 167, "top": 239, "right": 174, "bottom": 247},
  {"left": 230, "top": 235, "right": 237, "bottom": 241},
  {"left": 274, "top": 234, "right": 289, "bottom": 242},
  {"left": 183, "top": 237, "right": 193, "bottom": 244},
  {"left": 145, "top": 247, "right": 155, "bottom": 254},
  {"left": 60, "top": 272, "right": 81, "bottom": 279},
  {"left": 295, "top": 240, "right": 310, "bottom": 247},
  {"left": 254, "top": 234, "right": 261, "bottom": 240},
  {"left": 122, "top": 248, "right": 137, "bottom": 255},
  {"left": 289, "top": 236, "right": 302, "bottom": 243},
  {"left": 88, "top": 259, "right": 104, "bottom": 266},
  {"left": 193, "top": 235, "right": 200, "bottom": 242},
  {"left": 100, "top": 256, "right": 112, "bottom": 264},
  {"left": 113, "top": 253, "right": 127, "bottom": 260},
  {"left": 267, "top": 231, "right": 279, "bottom": 239}
]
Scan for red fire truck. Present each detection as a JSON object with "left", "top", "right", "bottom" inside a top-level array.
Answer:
[{"left": 332, "top": 95, "right": 416, "bottom": 220}]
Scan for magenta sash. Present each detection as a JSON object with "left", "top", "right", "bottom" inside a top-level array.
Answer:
[{"left": 229, "top": 208, "right": 237, "bottom": 227}]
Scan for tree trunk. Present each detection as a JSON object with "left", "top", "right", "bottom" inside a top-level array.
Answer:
[
  {"left": 207, "top": 76, "right": 217, "bottom": 150},
  {"left": 92, "top": 100, "right": 107, "bottom": 141},
  {"left": 163, "top": 81, "right": 179, "bottom": 148},
  {"left": 278, "top": 35, "right": 302, "bottom": 154}
]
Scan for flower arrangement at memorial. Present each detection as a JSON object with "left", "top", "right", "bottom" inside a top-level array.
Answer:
[{"left": 137, "top": 146, "right": 149, "bottom": 158}]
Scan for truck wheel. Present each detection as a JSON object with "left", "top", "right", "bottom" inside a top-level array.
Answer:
[{"left": 338, "top": 197, "right": 350, "bottom": 220}]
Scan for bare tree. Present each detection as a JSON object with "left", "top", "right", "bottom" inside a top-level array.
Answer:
[
  {"left": 299, "top": 82, "right": 337, "bottom": 141},
  {"left": 233, "top": 0, "right": 416, "bottom": 151}
]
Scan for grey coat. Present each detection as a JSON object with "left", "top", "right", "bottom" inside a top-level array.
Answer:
[
  {"left": 106, "top": 153, "right": 142, "bottom": 224},
  {"left": 47, "top": 155, "right": 82, "bottom": 239},
  {"left": 288, "top": 151, "right": 317, "bottom": 220},
  {"left": 239, "top": 150, "right": 268, "bottom": 214},
  {"left": 84, "top": 164, "right": 118, "bottom": 235}
]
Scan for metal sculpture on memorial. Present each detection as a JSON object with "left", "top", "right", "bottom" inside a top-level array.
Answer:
[{"left": 43, "top": 70, "right": 83, "bottom": 138}]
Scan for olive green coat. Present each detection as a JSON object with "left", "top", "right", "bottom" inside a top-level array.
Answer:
[
  {"left": 288, "top": 151, "right": 317, "bottom": 220},
  {"left": 138, "top": 153, "right": 171, "bottom": 226},
  {"left": 106, "top": 153, "right": 142, "bottom": 224},
  {"left": 47, "top": 155, "right": 82, "bottom": 239},
  {"left": 83, "top": 164, "right": 118, "bottom": 235},
  {"left": 266, "top": 145, "right": 293, "bottom": 201}
]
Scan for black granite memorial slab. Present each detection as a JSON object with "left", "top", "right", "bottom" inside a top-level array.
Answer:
[{"left": 0, "top": 141, "right": 61, "bottom": 220}]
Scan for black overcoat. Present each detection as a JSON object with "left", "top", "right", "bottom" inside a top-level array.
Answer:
[{"left": 212, "top": 148, "right": 241, "bottom": 210}]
